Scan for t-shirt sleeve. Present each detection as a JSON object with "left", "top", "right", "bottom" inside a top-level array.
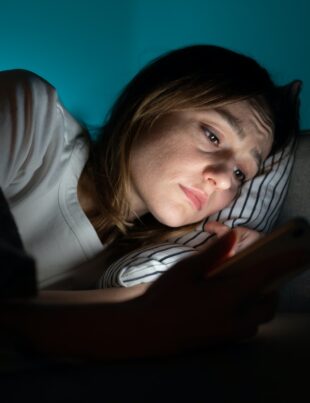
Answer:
[
  {"left": 97, "top": 140, "right": 295, "bottom": 288},
  {"left": 0, "top": 69, "right": 69, "bottom": 201}
]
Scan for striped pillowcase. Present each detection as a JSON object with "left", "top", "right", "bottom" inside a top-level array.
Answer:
[{"left": 97, "top": 141, "right": 295, "bottom": 288}]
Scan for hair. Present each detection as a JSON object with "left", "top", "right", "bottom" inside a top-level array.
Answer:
[{"left": 83, "top": 44, "right": 301, "bottom": 262}]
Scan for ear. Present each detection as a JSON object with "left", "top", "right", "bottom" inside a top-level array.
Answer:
[
  {"left": 272, "top": 80, "right": 302, "bottom": 151},
  {"left": 289, "top": 79, "right": 302, "bottom": 101},
  {"left": 280, "top": 79, "right": 302, "bottom": 130},
  {"left": 283, "top": 80, "right": 302, "bottom": 118},
  {"left": 281, "top": 79, "right": 302, "bottom": 109}
]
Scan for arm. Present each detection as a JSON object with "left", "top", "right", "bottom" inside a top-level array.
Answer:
[
  {"left": 38, "top": 283, "right": 150, "bottom": 304},
  {"left": 0, "top": 69, "right": 60, "bottom": 195},
  {"left": 0, "top": 231, "right": 277, "bottom": 360}
]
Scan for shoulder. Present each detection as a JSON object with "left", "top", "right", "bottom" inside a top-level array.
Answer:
[
  {"left": 0, "top": 69, "right": 84, "bottom": 197},
  {"left": 0, "top": 69, "right": 58, "bottom": 120},
  {"left": 0, "top": 69, "right": 59, "bottom": 113},
  {"left": 0, "top": 69, "right": 55, "bottom": 90},
  {"left": 0, "top": 69, "right": 63, "bottom": 139}
]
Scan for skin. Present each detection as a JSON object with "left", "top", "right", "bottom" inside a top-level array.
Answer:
[
  {"left": 129, "top": 101, "right": 273, "bottom": 227},
  {"left": 1, "top": 232, "right": 278, "bottom": 360},
  {"left": 204, "top": 222, "right": 263, "bottom": 257},
  {"left": 1, "top": 97, "right": 278, "bottom": 359},
  {"left": 36, "top": 223, "right": 261, "bottom": 302},
  {"left": 70, "top": 100, "right": 274, "bottom": 300}
]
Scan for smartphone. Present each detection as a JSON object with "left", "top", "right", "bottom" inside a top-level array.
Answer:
[{"left": 207, "top": 217, "right": 310, "bottom": 293}]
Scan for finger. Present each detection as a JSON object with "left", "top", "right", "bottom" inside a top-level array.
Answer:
[
  {"left": 187, "top": 231, "right": 237, "bottom": 278},
  {"left": 204, "top": 222, "right": 231, "bottom": 238},
  {"left": 169, "top": 230, "right": 236, "bottom": 278},
  {"left": 148, "top": 230, "right": 237, "bottom": 290},
  {"left": 235, "top": 229, "right": 262, "bottom": 250}
]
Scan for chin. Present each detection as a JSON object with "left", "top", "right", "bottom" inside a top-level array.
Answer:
[{"left": 154, "top": 209, "right": 199, "bottom": 228}]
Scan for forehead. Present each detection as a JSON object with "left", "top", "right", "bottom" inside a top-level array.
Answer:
[
  {"left": 212, "top": 101, "right": 274, "bottom": 142},
  {"left": 210, "top": 101, "right": 273, "bottom": 130},
  {"left": 194, "top": 100, "right": 274, "bottom": 151}
]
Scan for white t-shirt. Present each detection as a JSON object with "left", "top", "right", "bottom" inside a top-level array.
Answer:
[{"left": 0, "top": 70, "right": 103, "bottom": 288}]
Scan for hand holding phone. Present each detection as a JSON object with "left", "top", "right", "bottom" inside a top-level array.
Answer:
[{"left": 207, "top": 218, "right": 310, "bottom": 294}]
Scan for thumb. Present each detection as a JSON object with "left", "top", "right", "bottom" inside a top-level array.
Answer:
[
  {"left": 186, "top": 230, "right": 237, "bottom": 278},
  {"left": 204, "top": 221, "right": 231, "bottom": 238},
  {"left": 146, "top": 231, "right": 237, "bottom": 296}
]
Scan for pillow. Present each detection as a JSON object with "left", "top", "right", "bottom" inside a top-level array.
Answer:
[{"left": 97, "top": 141, "right": 295, "bottom": 288}]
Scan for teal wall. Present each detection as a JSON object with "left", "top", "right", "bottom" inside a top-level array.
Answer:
[{"left": 0, "top": 0, "right": 309, "bottom": 128}]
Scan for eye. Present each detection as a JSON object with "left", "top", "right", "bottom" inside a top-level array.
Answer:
[
  {"left": 203, "top": 127, "right": 220, "bottom": 146},
  {"left": 234, "top": 168, "right": 246, "bottom": 183}
]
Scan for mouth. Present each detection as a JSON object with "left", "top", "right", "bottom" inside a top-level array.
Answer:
[{"left": 179, "top": 185, "right": 208, "bottom": 211}]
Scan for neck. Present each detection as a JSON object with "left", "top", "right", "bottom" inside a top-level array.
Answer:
[
  {"left": 77, "top": 166, "right": 98, "bottom": 218},
  {"left": 126, "top": 186, "right": 148, "bottom": 222},
  {"left": 78, "top": 164, "right": 148, "bottom": 225}
]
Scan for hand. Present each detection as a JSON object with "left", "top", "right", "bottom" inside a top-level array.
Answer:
[
  {"left": 204, "top": 221, "right": 263, "bottom": 256},
  {"left": 142, "top": 232, "right": 277, "bottom": 354},
  {"left": 0, "top": 232, "right": 277, "bottom": 359}
]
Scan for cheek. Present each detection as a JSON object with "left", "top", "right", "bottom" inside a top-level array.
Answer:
[
  {"left": 209, "top": 188, "right": 239, "bottom": 213},
  {"left": 130, "top": 148, "right": 178, "bottom": 198},
  {"left": 224, "top": 186, "right": 240, "bottom": 204},
  {"left": 131, "top": 144, "right": 162, "bottom": 181}
]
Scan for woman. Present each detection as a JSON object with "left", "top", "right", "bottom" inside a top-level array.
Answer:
[
  {"left": 0, "top": 45, "right": 300, "bottom": 359},
  {"left": 0, "top": 45, "right": 298, "bottom": 295}
]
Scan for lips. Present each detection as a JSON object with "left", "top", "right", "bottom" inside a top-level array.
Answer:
[{"left": 180, "top": 185, "right": 208, "bottom": 211}]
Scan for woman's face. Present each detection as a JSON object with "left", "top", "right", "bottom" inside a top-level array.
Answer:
[{"left": 129, "top": 101, "right": 273, "bottom": 227}]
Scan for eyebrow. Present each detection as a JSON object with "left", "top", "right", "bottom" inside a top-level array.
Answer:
[
  {"left": 214, "top": 107, "right": 246, "bottom": 139},
  {"left": 214, "top": 107, "right": 263, "bottom": 171}
]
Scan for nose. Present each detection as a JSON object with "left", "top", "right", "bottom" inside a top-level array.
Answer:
[{"left": 203, "top": 164, "right": 232, "bottom": 191}]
